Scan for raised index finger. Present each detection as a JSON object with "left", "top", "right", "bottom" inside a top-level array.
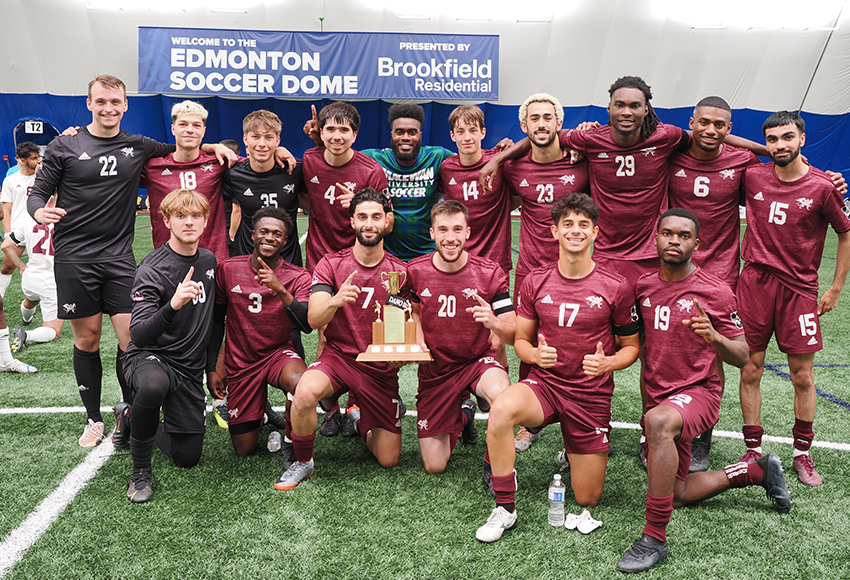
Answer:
[
  {"left": 257, "top": 256, "right": 271, "bottom": 271},
  {"left": 472, "top": 292, "right": 489, "bottom": 307},
  {"left": 343, "top": 270, "right": 358, "bottom": 286},
  {"left": 312, "top": 104, "right": 318, "bottom": 123},
  {"left": 693, "top": 299, "right": 707, "bottom": 318},
  {"left": 183, "top": 266, "right": 195, "bottom": 284}
]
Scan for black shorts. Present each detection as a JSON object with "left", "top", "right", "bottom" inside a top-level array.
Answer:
[
  {"left": 54, "top": 256, "right": 135, "bottom": 319},
  {"left": 124, "top": 352, "right": 207, "bottom": 435}
]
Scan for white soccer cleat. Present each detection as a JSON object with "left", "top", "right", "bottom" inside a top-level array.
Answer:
[
  {"left": 0, "top": 358, "right": 37, "bottom": 373},
  {"left": 79, "top": 419, "right": 105, "bottom": 447},
  {"left": 475, "top": 506, "right": 517, "bottom": 543}
]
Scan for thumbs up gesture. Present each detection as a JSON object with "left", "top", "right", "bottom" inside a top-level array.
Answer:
[
  {"left": 582, "top": 341, "right": 610, "bottom": 376},
  {"left": 536, "top": 333, "right": 558, "bottom": 368}
]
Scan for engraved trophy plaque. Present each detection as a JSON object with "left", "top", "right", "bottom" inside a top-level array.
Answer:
[{"left": 357, "top": 271, "right": 432, "bottom": 362}]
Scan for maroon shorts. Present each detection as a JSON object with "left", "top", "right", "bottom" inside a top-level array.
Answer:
[
  {"left": 522, "top": 373, "right": 612, "bottom": 455},
  {"left": 594, "top": 256, "right": 658, "bottom": 289},
  {"left": 307, "top": 349, "right": 403, "bottom": 436},
  {"left": 738, "top": 265, "right": 822, "bottom": 354},
  {"left": 655, "top": 385, "right": 721, "bottom": 481},
  {"left": 416, "top": 354, "right": 505, "bottom": 439},
  {"left": 227, "top": 348, "right": 302, "bottom": 426}
]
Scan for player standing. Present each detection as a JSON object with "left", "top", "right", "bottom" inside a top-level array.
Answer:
[
  {"left": 407, "top": 200, "right": 515, "bottom": 473},
  {"left": 475, "top": 194, "right": 640, "bottom": 543},
  {"left": 617, "top": 208, "right": 790, "bottom": 573},
  {"left": 275, "top": 188, "right": 406, "bottom": 489},
  {"left": 0, "top": 142, "right": 41, "bottom": 297},
  {"left": 736, "top": 111, "right": 850, "bottom": 487},
  {"left": 120, "top": 189, "right": 217, "bottom": 503}
]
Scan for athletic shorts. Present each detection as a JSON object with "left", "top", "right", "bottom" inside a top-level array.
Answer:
[
  {"left": 124, "top": 352, "right": 206, "bottom": 435},
  {"left": 54, "top": 256, "right": 135, "bottom": 319},
  {"left": 307, "top": 348, "right": 403, "bottom": 436},
  {"left": 594, "top": 256, "right": 658, "bottom": 289},
  {"left": 22, "top": 271, "right": 58, "bottom": 322},
  {"left": 522, "top": 373, "right": 612, "bottom": 455},
  {"left": 654, "top": 385, "right": 721, "bottom": 481},
  {"left": 416, "top": 354, "right": 505, "bottom": 439},
  {"left": 738, "top": 264, "right": 822, "bottom": 354},
  {"left": 227, "top": 348, "right": 302, "bottom": 426},
  {"left": 8, "top": 231, "right": 26, "bottom": 247}
]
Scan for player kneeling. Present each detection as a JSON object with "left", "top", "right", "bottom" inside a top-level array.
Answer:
[
  {"left": 476, "top": 193, "right": 640, "bottom": 542},
  {"left": 120, "top": 189, "right": 217, "bottom": 503},
  {"left": 407, "top": 200, "right": 515, "bottom": 473}
]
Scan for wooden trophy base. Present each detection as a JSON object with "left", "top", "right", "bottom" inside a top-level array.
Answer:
[{"left": 357, "top": 317, "right": 432, "bottom": 362}]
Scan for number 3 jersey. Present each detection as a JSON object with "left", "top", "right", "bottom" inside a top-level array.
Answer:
[
  {"left": 215, "top": 255, "right": 312, "bottom": 380},
  {"left": 516, "top": 263, "right": 637, "bottom": 404},
  {"left": 636, "top": 267, "right": 744, "bottom": 409},
  {"left": 407, "top": 253, "right": 512, "bottom": 373}
]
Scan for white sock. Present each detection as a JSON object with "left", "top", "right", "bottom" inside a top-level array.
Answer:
[
  {"left": 21, "top": 302, "right": 36, "bottom": 324},
  {"left": 793, "top": 448, "right": 809, "bottom": 458},
  {"left": 26, "top": 327, "right": 56, "bottom": 343},
  {"left": 750, "top": 446, "right": 763, "bottom": 455},
  {"left": 0, "top": 273, "right": 11, "bottom": 298},
  {"left": 0, "top": 328, "right": 12, "bottom": 364}
]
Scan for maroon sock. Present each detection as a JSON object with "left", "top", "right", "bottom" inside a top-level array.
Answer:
[
  {"left": 284, "top": 406, "right": 293, "bottom": 441},
  {"left": 724, "top": 460, "right": 764, "bottom": 488},
  {"left": 449, "top": 433, "right": 459, "bottom": 452},
  {"left": 491, "top": 471, "right": 517, "bottom": 506},
  {"left": 484, "top": 448, "right": 490, "bottom": 465},
  {"left": 742, "top": 424, "right": 764, "bottom": 449},
  {"left": 291, "top": 432, "right": 315, "bottom": 463},
  {"left": 642, "top": 492, "right": 674, "bottom": 542},
  {"left": 792, "top": 418, "right": 814, "bottom": 452}
]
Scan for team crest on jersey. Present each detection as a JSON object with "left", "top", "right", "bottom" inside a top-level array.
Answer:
[
  {"left": 231, "top": 285, "right": 242, "bottom": 293},
  {"left": 675, "top": 169, "right": 687, "bottom": 177},
  {"left": 641, "top": 147, "right": 657, "bottom": 157},
  {"left": 676, "top": 298, "right": 694, "bottom": 313},
  {"left": 796, "top": 197, "right": 813, "bottom": 211},
  {"left": 63, "top": 303, "right": 76, "bottom": 314},
  {"left": 449, "top": 177, "right": 457, "bottom": 185},
  {"left": 641, "top": 297, "right": 651, "bottom": 307},
  {"left": 146, "top": 355, "right": 160, "bottom": 362},
  {"left": 161, "top": 168, "right": 172, "bottom": 176},
  {"left": 228, "top": 407, "right": 239, "bottom": 419},
  {"left": 283, "top": 184, "right": 295, "bottom": 194},
  {"left": 597, "top": 152, "right": 609, "bottom": 159},
  {"left": 720, "top": 169, "right": 736, "bottom": 180},
  {"left": 201, "top": 163, "right": 214, "bottom": 172},
  {"left": 344, "top": 181, "right": 357, "bottom": 191},
  {"left": 420, "top": 288, "right": 431, "bottom": 297},
  {"left": 559, "top": 175, "right": 576, "bottom": 185},
  {"left": 730, "top": 311, "right": 743, "bottom": 329},
  {"left": 121, "top": 147, "right": 135, "bottom": 157},
  {"left": 541, "top": 294, "right": 554, "bottom": 304},
  {"left": 243, "top": 188, "right": 254, "bottom": 197},
  {"left": 462, "top": 288, "right": 478, "bottom": 299},
  {"left": 585, "top": 295, "right": 604, "bottom": 309},
  {"left": 132, "top": 291, "right": 144, "bottom": 302},
  {"left": 418, "top": 419, "right": 429, "bottom": 431},
  {"left": 206, "top": 269, "right": 215, "bottom": 280},
  {"left": 519, "top": 179, "right": 529, "bottom": 187},
  {"left": 754, "top": 192, "right": 764, "bottom": 201},
  {"left": 78, "top": 152, "right": 91, "bottom": 160},
  {"left": 310, "top": 176, "right": 320, "bottom": 184}
]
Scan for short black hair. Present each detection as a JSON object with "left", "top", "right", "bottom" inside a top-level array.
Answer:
[
  {"left": 15, "top": 141, "right": 40, "bottom": 160},
  {"left": 350, "top": 187, "right": 391, "bottom": 216},
  {"left": 252, "top": 206, "right": 293, "bottom": 239},
  {"left": 763, "top": 110, "right": 805, "bottom": 137},
  {"left": 695, "top": 96, "right": 731, "bottom": 112},
  {"left": 318, "top": 102, "right": 361, "bottom": 132},
  {"left": 550, "top": 193, "right": 600, "bottom": 225},
  {"left": 608, "top": 76, "right": 659, "bottom": 140},
  {"left": 658, "top": 207, "right": 700, "bottom": 237},
  {"left": 388, "top": 104, "right": 424, "bottom": 126}
]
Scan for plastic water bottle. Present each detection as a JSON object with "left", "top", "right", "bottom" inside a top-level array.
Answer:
[
  {"left": 548, "top": 473, "right": 566, "bottom": 526},
  {"left": 267, "top": 431, "right": 282, "bottom": 452}
]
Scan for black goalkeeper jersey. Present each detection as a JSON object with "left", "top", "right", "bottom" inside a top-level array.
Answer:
[
  {"left": 123, "top": 243, "right": 217, "bottom": 380},
  {"left": 28, "top": 127, "right": 174, "bottom": 263}
]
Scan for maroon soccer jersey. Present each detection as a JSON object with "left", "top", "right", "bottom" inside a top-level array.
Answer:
[
  {"left": 301, "top": 147, "right": 390, "bottom": 271},
  {"left": 667, "top": 145, "right": 759, "bottom": 286},
  {"left": 215, "top": 255, "right": 312, "bottom": 380},
  {"left": 407, "top": 253, "right": 512, "bottom": 372},
  {"left": 560, "top": 122, "right": 687, "bottom": 260},
  {"left": 742, "top": 163, "right": 850, "bottom": 297},
  {"left": 311, "top": 248, "right": 409, "bottom": 372},
  {"left": 140, "top": 152, "right": 229, "bottom": 263},
  {"left": 516, "top": 263, "right": 637, "bottom": 403},
  {"left": 503, "top": 153, "right": 590, "bottom": 277},
  {"left": 439, "top": 150, "right": 512, "bottom": 273},
  {"left": 636, "top": 267, "right": 744, "bottom": 408}
]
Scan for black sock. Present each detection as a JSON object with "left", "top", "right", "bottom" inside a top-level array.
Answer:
[
  {"left": 462, "top": 405, "right": 474, "bottom": 427},
  {"left": 497, "top": 502, "right": 515, "bottom": 513},
  {"left": 74, "top": 347, "right": 103, "bottom": 422},
  {"left": 130, "top": 435, "right": 155, "bottom": 472},
  {"left": 116, "top": 347, "right": 131, "bottom": 403}
]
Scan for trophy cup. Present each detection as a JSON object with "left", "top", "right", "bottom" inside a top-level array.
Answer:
[{"left": 357, "top": 271, "right": 432, "bottom": 362}]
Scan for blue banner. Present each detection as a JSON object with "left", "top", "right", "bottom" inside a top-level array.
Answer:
[{"left": 138, "top": 27, "right": 499, "bottom": 101}]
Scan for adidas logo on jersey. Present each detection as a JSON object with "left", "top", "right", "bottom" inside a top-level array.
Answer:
[
  {"left": 420, "top": 288, "right": 431, "bottom": 297},
  {"left": 754, "top": 192, "right": 764, "bottom": 201},
  {"left": 675, "top": 169, "right": 687, "bottom": 177},
  {"left": 597, "top": 152, "right": 609, "bottom": 159},
  {"left": 243, "top": 188, "right": 254, "bottom": 196},
  {"left": 78, "top": 152, "right": 91, "bottom": 160},
  {"left": 231, "top": 285, "right": 242, "bottom": 293},
  {"left": 541, "top": 294, "right": 553, "bottom": 304},
  {"left": 310, "top": 176, "right": 320, "bottom": 184},
  {"left": 161, "top": 168, "right": 172, "bottom": 176},
  {"left": 807, "top": 336, "right": 818, "bottom": 346},
  {"left": 642, "top": 297, "right": 651, "bottom": 307},
  {"left": 519, "top": 179, "right": 529, "bottom": 187},
  {"left": 449, "top": 177, "right": 457, "bottom": 185}
]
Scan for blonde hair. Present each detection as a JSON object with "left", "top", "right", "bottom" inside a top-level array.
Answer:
[
  {"left": 159, "top": 189, "right": 211, "bottom": 220},
  {"left": 243, "top": 110, "right": 282, "bottom": 136},
  {"left": 518, "top": 93, "right": 564, "bottom": 125},
  {"left": 171, "top": 100, "right": 209, "bottom": 124},
  {"left": 448, "top": 105, "right": 485, "bottom": 131}
]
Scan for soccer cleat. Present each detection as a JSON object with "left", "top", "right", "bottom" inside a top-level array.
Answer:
[
  {"left": 212, "top": 401, "right": 228, "bottom": 429},
  {"left": 792, "top": 454, "right": 823, "bottom": 487},
  {"left": 475, "top": 506, "right": 517, "bottom": 543},
  {"left": 616, "top": 534, "right": 669, "bottom": 573},
  {"left": 10, "top": 326, "right": 27, "bottom": 353},
  {"left": 689, "top": 437, "right": 710, "bottom": 473},
  {"left": 461, "top": 398, "right": 478, "bottom": 445},
  {"left": 319, "top": 408, "right": 342, "bottom": 437},
  {"left": 482, "top": 461, "right": 494, "bottom": 497},
  {"left": 739, "top": 449, "right": 763, "bottom": 465},
  {"left": 638, "top": 441, "right": 647, "bottom": 470},
  {"left": 282, "top": 439, "right": 296, "bottom": 472},
  {"left": 756, "top": 454, "right": 792, "bottom": 513},
  {"left": 127, "top": 468, "right": 154, "bottom": 503},
  {"left": 556, "top": 448, "right": 570, "bottom": 471},
  {"left": 79, "top": 419, "right": 105, "bottom": 447},
  {"left": 514, "top": 427, "right": 540, "bottom": 452},
  {"left": 274, "top": 460, "right": 314, "bottom": 490},
  {"left": 112, "top": 402, "right": 131, "bottom": 451},
  {"left": 343, "top": 405, "right": 361, "bottom": 437},
  {"left": 264, "top": 403, "right": 287, "bottom": 430},
  {"left": 0, "top": 358, "right": 37, "bottom": 373}
]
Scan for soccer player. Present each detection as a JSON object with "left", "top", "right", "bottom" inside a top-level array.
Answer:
[
  {"left": 275, "top": 188, "right": 407, "bottom": 490},
  {"left": 0, "top": 203, "right": 37, "bottom": 372},
  {"left": 475, "top": 193, "right": 640, "bottom": 543},
  {"left": 120, "top": 188, "right": 217, "bottom": 503},
  {"left": 209, "top": 206, "right": 312, "bottom": 461},
  {"left": 616, "top": 208, "right": 790, "bottom": 573},
  {"left": 28, "top": 74, "right": 234, "bottom": 447},
  {"left": 0, "top": 142, "right": 41, "bottom": 297},
  {"left": 407, "top": 200, "right": 515, "bottom": 473},
  {"left": 736, "top": 111, "right": 850, "bottom": 487}
]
